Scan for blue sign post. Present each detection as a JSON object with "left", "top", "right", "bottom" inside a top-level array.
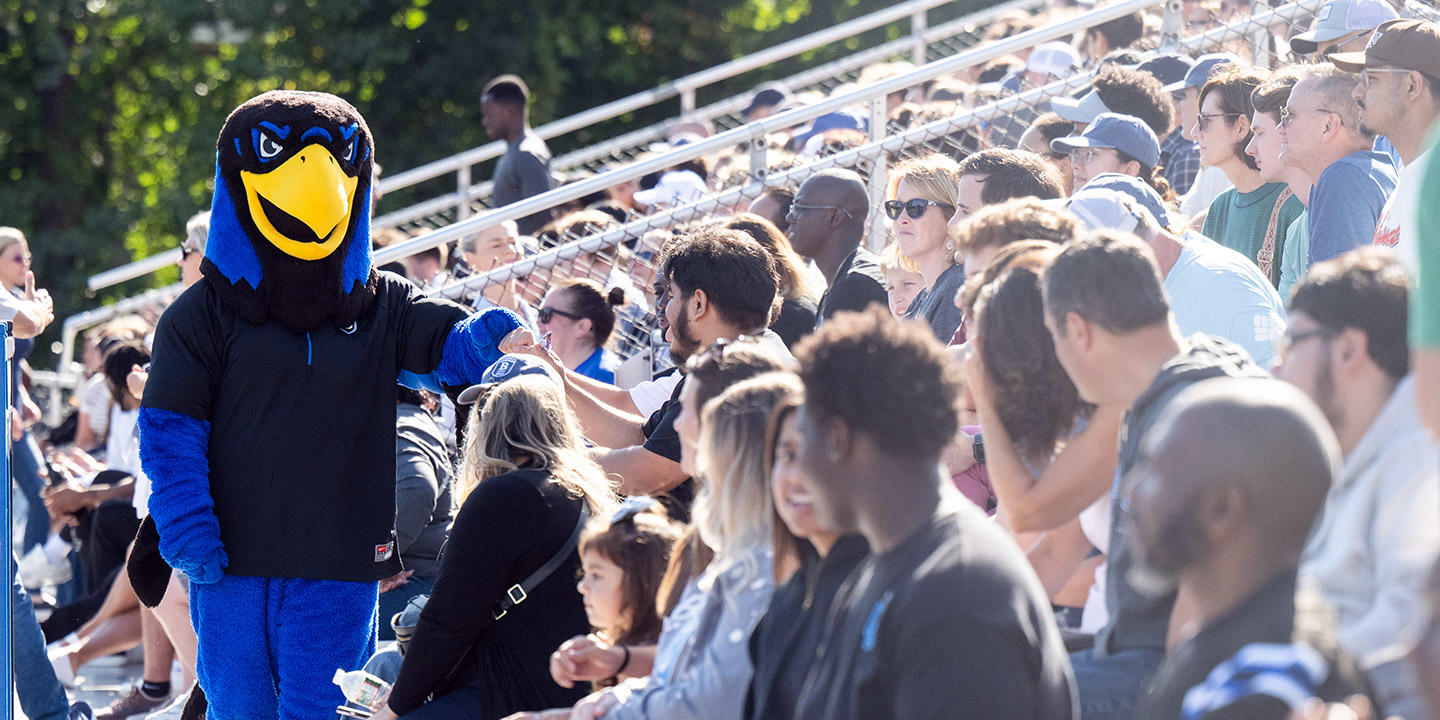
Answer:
[{"left": 3, "top": 320, "right": 13, "bottom": 720}]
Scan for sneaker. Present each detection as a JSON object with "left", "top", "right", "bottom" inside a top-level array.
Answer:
[
  {"left": 68, "top": 702, "right": 95, "bottom": 720},
  {"left": 48, "top": 648, "right": 77, "bottom": 689},
  {"left": 18, "top": 544, "right": 72, "bottom": 588},
  {"left": 143, "top": 687, "right": 191, "bottom": 720},
  {"left": 94, "top": 686, "right": 169, "bottom": 720}
]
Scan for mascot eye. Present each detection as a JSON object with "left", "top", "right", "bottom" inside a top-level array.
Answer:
[
  {"left": 343, "top": 139, "right": 356, "bottom": 163},
  {"left": 257, "top": 132, "right": 284, "bottom": 159}
]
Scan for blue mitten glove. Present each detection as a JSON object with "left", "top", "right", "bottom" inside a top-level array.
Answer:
[
  {"left": 435, "top": 307, "right": 524, "bottom": 388},
  {"left": 137, "top": 408, "right": 229, "bottom": 584}
]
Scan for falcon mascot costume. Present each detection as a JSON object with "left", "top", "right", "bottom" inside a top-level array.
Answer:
[{"left": 133, "top": 90, "right": 519, "bottom": 719}]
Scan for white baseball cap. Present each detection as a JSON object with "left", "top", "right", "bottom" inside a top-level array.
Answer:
[
  {"left": 1289, "top": 0, "right": 1398, "bottom": 54},
  {"left": 1027, "top": 42, "right": 1082, "bottom": 79},
  {"left": 633, "top": 170, "right": 707, "bottom": 209}
]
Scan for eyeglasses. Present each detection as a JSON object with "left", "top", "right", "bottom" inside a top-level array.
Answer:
[
  {"left": 180, "top": 244, "right": 201, "bottom": 259},
  {"left": 1360, "top": 67, "right": 1413, "bottom": 88},
  {"left": 1272, "top": 327, "right": 1334, "bottom": 361},
  {"left": 1194, "top": 112, "right": 1242, "bottom": 132},
  {"left": 788, "top": 202, "right": 855, "bottom": 220},
  {"left": 883, "top": 198, "right": 954, "bottom": 220},
  {"left": 611, "top": 496, "right": 657, "bottom": 525},
  {"left": 537, "top": 306, "right": 584, "bottom": 324},
  {"left": 1278, "top": 106, "right": 1340, "bottom": 127},
  {"left": 1067, "top": 147, "right": 1114, "bottom": 165}
]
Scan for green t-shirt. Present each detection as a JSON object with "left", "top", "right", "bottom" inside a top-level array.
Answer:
[
  {"left": 1413, "top": 136, "right": 1440, "bottom": 348},
  {"left": 1202, "top": 181, "right": 1305, "bottom": 287},
  {"left": 1278, "top": 211, "right": 1309, "bottom": 304}
]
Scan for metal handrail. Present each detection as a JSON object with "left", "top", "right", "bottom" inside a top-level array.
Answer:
[
  {"left": 372, "top": 0, "right": 1160, "bottom": 267},
  {"left": 88, "top": 0, "right": 1042, "bottom": 292},
  {"left": 369, "top": 0, "right": 1040, "bottom": 232}
]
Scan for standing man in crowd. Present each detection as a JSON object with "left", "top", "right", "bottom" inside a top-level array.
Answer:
[
  {"left": 791, "top": 307, "right": 1077, "bottom": 720},
  {"left": 1128, "top": 379, "right": 1339, "bottom": 719},
  {"left": 483, "top": 75, "right": 555, "bottom": 236},
  {"left": 1278, "top": 65, "right": 1396, "bottom": 265},
  {"left": 1042, "top": 232, "right": 1269, "bottom": 720},
  {"left": 1273, "top": 249, "right": 1440, "bottom": 720},
  {"left": 784, "top": 169, "right": 887, "bottom": 324},
  {"left": 1331, "top": 18, "right": 1440, "bottom": 275}
]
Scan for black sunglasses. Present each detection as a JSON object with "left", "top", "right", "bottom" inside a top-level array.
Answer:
[
  {"left": 883, "top": 198, "right": 954, "bottom": 220},
  {"left": 537, "top": 306, "right": 584, "bottom": 324}
]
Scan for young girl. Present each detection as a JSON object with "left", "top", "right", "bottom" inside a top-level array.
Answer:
[{"left": 575, "top": 499, "right": 683, "bottom": 688}]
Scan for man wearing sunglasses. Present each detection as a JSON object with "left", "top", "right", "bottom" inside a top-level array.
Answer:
[
  {"left": 1278, "top": 66, "right": 1396, "bottom": 267},
  {"left": 1288, "top": 0, "right": 1397, "bottom": 61},
  {"left": 784, "top": 169, "right": 887, "bottom": 326},
  {"left": 1331, "top": 18, "right": 1440, "bottom": 277},
  {"left": 178, "top": 211, "right": 209, "bottom": 289},
  {"left": 1272, "top": 249, "right": 1438, "bottom": 720}
]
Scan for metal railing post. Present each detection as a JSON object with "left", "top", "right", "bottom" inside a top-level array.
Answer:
[
  {"left": 865, "top": 96, "right": 890, "bottom": 250},
  {"left": 912, "top": 7, "right": 929, "bottom": 64},
  {"left": 455, "top": 164, "right": 473, "bottom": 221},
  {"left": 681, "top": 87, "right": 697, "bottom": 115},
  {"left": 1160, "top": 0, "right": 1185, "bottom": 49}
]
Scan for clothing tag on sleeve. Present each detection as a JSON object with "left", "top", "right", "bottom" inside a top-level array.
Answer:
[{"left": 374, "top": 541, "right": 395, "bottom": 563}]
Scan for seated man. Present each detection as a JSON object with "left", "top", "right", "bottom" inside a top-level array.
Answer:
[
  {"left": 791, "top": 307, "right": 1076, "bottom": 720},
  {"left": 1042, "top": 231, "right": 1270, "bottom": 720}
]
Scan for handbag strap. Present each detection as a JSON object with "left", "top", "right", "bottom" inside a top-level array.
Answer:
[
  {"left": 1258, "top": 186, "right": 1293, "bottom": 285},
  {"left": 492, "top": 502, "right": 592, "bottom": 620}
]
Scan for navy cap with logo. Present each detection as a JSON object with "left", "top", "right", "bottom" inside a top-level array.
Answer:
[
  {"left": 456, "top": 353, "right": 563, "bottom": 405},
  {"left": 1051, "top": 112, "right": 1162, "bottom": 168},
  {"left": 1163, "top": 52, "right": 1244, "bottom": 94},
  {"left": 1136, "top": 53, "right": 1194, "bottom": 88}
]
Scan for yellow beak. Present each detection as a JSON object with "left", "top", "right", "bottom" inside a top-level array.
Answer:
[{"left": 240, "top": 144, "right": 358, "bottom": 261}]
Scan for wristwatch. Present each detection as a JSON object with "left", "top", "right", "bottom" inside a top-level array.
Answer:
[{"left": 972, "top": 433, "right": 985, "bottom": 466}]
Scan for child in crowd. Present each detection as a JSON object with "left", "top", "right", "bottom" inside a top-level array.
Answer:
[{"left": 879, "top": 243, "right": 925, "bottom": 320}]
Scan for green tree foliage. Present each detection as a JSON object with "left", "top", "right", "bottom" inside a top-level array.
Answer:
[{"left": 1, "top": 0, "right": 981, "bottom": 367}]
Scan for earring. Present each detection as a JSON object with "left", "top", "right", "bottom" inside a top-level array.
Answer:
[{"left": 945, "top": 238, "right": 954, "bottom": 252}]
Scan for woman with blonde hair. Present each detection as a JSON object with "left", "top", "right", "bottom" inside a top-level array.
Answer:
[
  {"left": 549, "top": 372, "right": 798, "bottom": 720},
  {"left": 377, "top": 374, "right": 617, "bottom": 720},
  {"left": 884, "top": 154, "right": 965, "bottom": 341}
]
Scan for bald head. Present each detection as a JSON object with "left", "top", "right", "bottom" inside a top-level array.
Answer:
[
  {"left": 1138, "top": 378, "right": 1339, "bottom": 558},
  {"left": 801, "top": 169, "right": 871, "bottom": 222}
]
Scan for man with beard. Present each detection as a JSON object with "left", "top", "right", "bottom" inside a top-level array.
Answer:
[
  {"left": 1125, "top": 379, "right": 1342, "bottom": 719},
  {"left": 1041, "top": 231, "right": 1269, "bottom": 720},
  {"left": 504, "top": 227, "right": 784, "bottom": 515},
  {"left": 1273, "top": 248, "right": 1440, "bottom": 720}
]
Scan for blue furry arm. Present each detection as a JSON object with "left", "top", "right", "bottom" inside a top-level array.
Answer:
[
  {"left": 137, "top": 408, "right": 228, "bottom": 584},
  {"left": 435, "top": 307, "right": 524, "bottom": 388}
]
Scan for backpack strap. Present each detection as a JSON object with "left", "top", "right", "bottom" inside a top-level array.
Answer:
[
  {"left": 492, "top": 502, "right": 592, "bottom": 620},
  {"left": 1258, "top": 187, "right": 1294, "bottom": 285}
]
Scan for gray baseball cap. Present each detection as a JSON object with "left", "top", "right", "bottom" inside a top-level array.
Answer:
[
  {"left": 1051, "top": 89, "right": 1112, "bottom": 124},
  {"left": 1290, "top": 0, "right": 1398, "bottom": 54}
]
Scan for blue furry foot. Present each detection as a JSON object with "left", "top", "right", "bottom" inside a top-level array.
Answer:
[{"left": 435, "top": 307, "right": 523, "bottom": 388}]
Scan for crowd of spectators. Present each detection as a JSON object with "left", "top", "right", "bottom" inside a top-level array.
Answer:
[{"left": 11, "top": 0, "right": 1440, "bottom": 719}]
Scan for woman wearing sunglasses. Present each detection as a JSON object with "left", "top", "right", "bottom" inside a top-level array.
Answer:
[
  {"left": 536, "top": 278, "right": 627, "bottom": 383},
  {"left": 884, "top": 154, "right": 966, "bottom": 342}
]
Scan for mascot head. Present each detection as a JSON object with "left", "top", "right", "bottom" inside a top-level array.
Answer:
[{"left": 204, "top": 90, "right": 377, "bottom": 332}]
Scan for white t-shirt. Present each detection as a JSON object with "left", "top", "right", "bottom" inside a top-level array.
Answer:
[
  {"left": 106, "top": 405, "right": 152, "bottom": 517},
  {"left": 78, "top": 375, "right": 112, "bottom": 441},
  {"left": 1164, "top": 236, "right": 1287, "bottom": 368},
  {"left": 0, "top": 290, "right": 20, "bottom": 323},
  {"left": 1078, "top": 495, "right": 1112, "bottom": 635},
  {"left": 1372, "top": 147, "right": 1428, "bottom": 277},
  {"left": 1180, "top": 166, "right": 1234, "bottom": 222},
  {"left": 629, "top": 372, "right": 682, "bottom": 418}
]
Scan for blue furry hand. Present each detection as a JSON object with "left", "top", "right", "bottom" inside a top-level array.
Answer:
[
  {"left": 435, "top": 307, "right": 524, "bottom": 388},
  {"left": 138, "top": 408, "right": 230, "bottom": 584}
]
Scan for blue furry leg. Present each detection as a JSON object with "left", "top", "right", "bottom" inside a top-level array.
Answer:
[{"left": 192, "top": 575, "right": 378, "bottom": 720}]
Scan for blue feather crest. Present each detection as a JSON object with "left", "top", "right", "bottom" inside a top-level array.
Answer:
[{"left": 206, "top": 161, "right": 264, "bottom": 289}]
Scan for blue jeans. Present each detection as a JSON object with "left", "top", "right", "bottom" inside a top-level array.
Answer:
[
  {"left": 1070, "top": 647, "right": 1165, "bottom": 720},
  {"left": 377, "top": 574, "right": 435, "bottom": 641},
  {"left": 13, "top": 431, "right": 50, "bottom": 555},
  {"left": 12, "top": 553, "right": 71, "bottom": 720}
]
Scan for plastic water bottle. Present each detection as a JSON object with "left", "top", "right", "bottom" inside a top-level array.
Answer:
[{"left": 333, "top": 668, "right": 389, "bottom": 711}]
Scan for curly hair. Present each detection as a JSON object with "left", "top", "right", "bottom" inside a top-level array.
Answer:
[
  {"left": 1093, "top": 63, "right": 1176, "bottom": 138},
  {"left": 974, "top": 265, "right": 1089, "bottom": 462},
  {"left": 794, "top": 306, "right": 960, "bottom": 456}
]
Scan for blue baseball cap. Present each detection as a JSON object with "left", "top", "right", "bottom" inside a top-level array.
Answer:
[
  {"left": 1162, "top": 52, "right": 1244, "bottom": 94},
  {"left": 1050, "top": 112, "right": 1161, "bottom": 168},
  {"left": 1075, "top": 173, "right": 1173, "bottom": 229},
  {"left": 790, "top": 110, "right": 868, "bottom": 150}
]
